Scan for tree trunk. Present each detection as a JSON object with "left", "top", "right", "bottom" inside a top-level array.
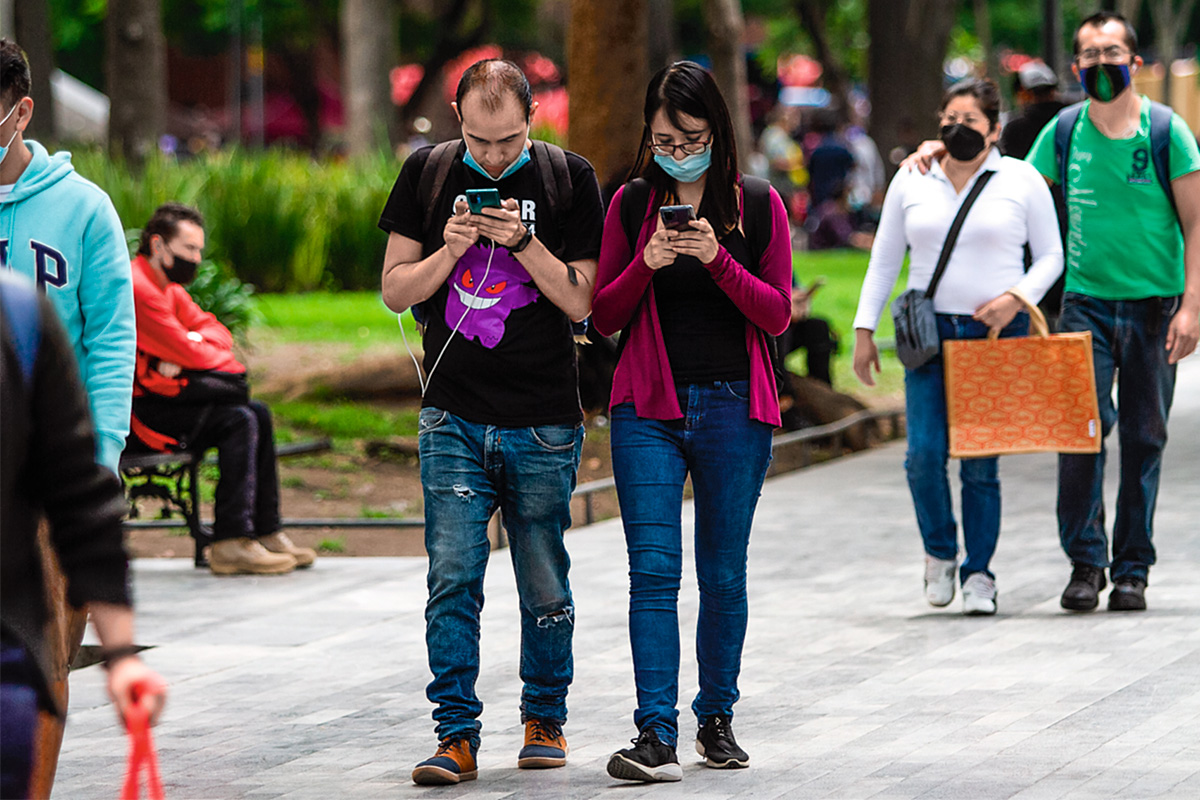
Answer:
[
  {"left": 106, "top": 0, "right": 166, "bottom": 166},
  {"left": 868, "top": 0, "right": 957, "bottom": 177},
  {"left": 647, "top": 0, "right": 679, "bottom": 72},
  {"left": 793, "top": 0, "right": 850, "bottom": 113},
  {"left": 568, "top": 0, "right": 648, "bottom": 189},
  {"left": 973, "top": 0, "right": 1000, "bottom": 82},
  {"left": 703, "top": 0, "right": 753, "bottom": 167},
  {"left": 341, "top": 0, "right": 397, "bottom": 157},
  {"left": 14, "top": 0, "right": 57, "bottom": 142},
  {"left": 400, "top": 0, "right": 491, "bottom": 133},
  {"left": 1150, "top": 0, "right": 1199, "bottom": 96}
]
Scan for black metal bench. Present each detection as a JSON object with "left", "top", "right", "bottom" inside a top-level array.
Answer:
[{"left": 121, "top": 438, "right": 332, "bottom": 566}]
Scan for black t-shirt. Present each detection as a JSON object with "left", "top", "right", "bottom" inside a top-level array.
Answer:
[
  {"left": 999, "top": 100, "right": 1067, "bottom": 160},
  {"left": 378, "top": 142, "right": 604, "bottom": 426},
  {"left": 652, "top": 195, "right": 752, "bottom": 384}
]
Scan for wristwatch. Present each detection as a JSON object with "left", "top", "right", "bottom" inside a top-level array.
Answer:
[{"left": 510, "top": 225, "right": 534, "bottom": 254}]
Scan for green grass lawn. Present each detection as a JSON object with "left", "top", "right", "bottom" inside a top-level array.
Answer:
[
  {"left": 792, "top": 248, "right": 908, "bottom": 402},
  {"left": 255, "top": 292, "right": 419, "bottom": 344}
]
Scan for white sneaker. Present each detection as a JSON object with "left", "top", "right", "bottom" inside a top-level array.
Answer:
[
  {"left": 924, "top": 556, "right": 957, "bottom": 607},
  {"left": 962, "top": 572, "right": 997, "bottom": 616}
]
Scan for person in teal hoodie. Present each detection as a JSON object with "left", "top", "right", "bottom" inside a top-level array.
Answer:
[{"left": 0, "top": 39, "right": 134, "bottom": 473}]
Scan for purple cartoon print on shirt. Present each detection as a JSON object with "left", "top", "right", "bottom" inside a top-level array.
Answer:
[{"left": 444, "top": 243, "right": 539, "bottom": 348}]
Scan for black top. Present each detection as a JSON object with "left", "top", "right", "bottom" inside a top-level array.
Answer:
[
  {"left": 1, "top": 281, "right": 131, "bottom": 715},
  {"left": 999, "top": 100, "right": 1067, "bottom": 160},
  {"left": 379, "top": 143, "right": 604, "bottom": 426},
  {"left": 653, "top": 194, "right": 752, "bottom": 384}
]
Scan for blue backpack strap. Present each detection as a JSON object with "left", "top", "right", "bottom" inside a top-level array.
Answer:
[
  {"left": 0, "top": 273, "right": 42, "bottom": 386},
  {"left": 1053, "top": 102, "right": 1085, "bottom": 191},
  {"left": 1148, "top": 101, "right": 1177, "bottom": 218}
]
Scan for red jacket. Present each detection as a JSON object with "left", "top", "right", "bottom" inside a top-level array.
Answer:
[{"left": 130, "top": 255, "right": 246, "bottom": 449}]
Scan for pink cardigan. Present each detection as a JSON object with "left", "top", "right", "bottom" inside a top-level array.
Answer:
[{"left": 592, "top": 182, "right": 793, "bottom": 426}]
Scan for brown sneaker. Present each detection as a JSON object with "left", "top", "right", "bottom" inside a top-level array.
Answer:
[
  {"left": 209, "top": 537, "right": 297, "bottom": 575},
  {"left": 518, "top": 718, "right": 568, "bottom": 769},
  {"left": 258, "top": 531, "right": 317, "bottom": 568},
  {"left": 412, "top": 738, "right": 478, "bottom": 785}
]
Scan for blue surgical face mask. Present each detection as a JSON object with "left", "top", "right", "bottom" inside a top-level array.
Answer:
[
  {"left": 0, "top": 104, "right": 19, "bottom": 169},
  {"left": 654, "top": 146, "right": 712, "bottom": 184},
  {"left": 463, "top": 142, "right": 531, "bottom": 182}
]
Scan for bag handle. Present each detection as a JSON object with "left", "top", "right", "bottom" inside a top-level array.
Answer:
[
  {"left": 926, "top": 170, "right": 995, "bottom": 299},
  {"left": 987, "top": 286, "right": 1051, "bottom": 340}
]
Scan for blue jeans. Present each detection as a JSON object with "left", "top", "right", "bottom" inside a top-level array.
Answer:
[
  {"left": 1057, "top": 293, "right": 1179, "bottom": 583},
  {"left": 1, "top": 640, "right": 39, "bottom": 800},
  {"left": 418, "top": 407, "right": 584, "bottom": 746},
  {"left": 610, "top": 381, "right": 774, "bottom": 747},
  {"left": 904, "top": 313, "right": 1029, "bottom": 581}
]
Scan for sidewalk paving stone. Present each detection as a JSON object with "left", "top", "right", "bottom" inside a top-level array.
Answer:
[{"left": 54, "top": 360, "right": 1200, "bottom": 799}]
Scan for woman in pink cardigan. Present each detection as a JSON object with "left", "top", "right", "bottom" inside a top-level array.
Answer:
[{"left": 592, "top": 61, "right": 792, "bottom": 783}]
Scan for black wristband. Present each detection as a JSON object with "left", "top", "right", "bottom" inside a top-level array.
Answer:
[
  {"left": 510, "top": 225, "right": 534, "bottom": 254},
  {"left": 100, "top": 644, "right": 143, "bottom": 670}
]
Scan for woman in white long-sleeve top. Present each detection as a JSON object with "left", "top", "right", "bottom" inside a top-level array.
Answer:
[{"left": 852, "top": 78, "right": 1064, "bottom": 616}]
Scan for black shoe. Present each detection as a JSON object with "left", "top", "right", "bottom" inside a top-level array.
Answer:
[
  {"left": 606, "top": 728, "right": 682, "bottom": 782},
  {"left": 696, "top": 714, "right": 749, "bottom": 769},
  {"left": 1061, "top": 563, "right": 1106, "bottom": 611},
  {"left": 1108, "top": 578, "right": 1147, "bottom": 611}
]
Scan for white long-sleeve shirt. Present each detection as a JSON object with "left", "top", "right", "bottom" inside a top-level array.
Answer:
[{"left": 853, "top": 148, "right": 1064, "bottom": 331}]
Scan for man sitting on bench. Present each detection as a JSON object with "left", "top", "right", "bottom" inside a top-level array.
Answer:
[{"left": 128, "top": 202, "right": 315, "bottom": 575}]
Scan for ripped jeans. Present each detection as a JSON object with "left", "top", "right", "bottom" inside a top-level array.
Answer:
[{"left": 418, "top": 406, "right": 584, "bottom": 746}]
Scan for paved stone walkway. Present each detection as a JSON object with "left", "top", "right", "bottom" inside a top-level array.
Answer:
[{"left": 58, "top": 360, "right": 1200, "bottom": 799}]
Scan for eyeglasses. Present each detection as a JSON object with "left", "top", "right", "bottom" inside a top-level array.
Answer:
[
  {"left": 1076, "top": 46, "right": 1131, "bottom": 66},
  {"left": 939, "top": 113, "right": 984, "bottom": 128},
  {"left": 649, "top": 137, "right": 712, "bottom": 157}
]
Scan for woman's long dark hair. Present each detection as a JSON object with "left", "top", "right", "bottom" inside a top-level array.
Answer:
[{"left": 630, "top": 61, "right": 740, "bottom": 238}]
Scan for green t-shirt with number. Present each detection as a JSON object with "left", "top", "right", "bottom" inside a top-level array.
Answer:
[{"left": 1026, "top": 96, "right": 1200, "bottom": 300}]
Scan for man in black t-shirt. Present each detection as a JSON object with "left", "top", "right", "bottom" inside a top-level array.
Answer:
[{"left": 378, "top": 59, "right": 603, "bottom": 786}]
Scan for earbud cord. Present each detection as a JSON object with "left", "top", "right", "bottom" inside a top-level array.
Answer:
[{"left": 399, "top": 238, "right": 496, "bottom": 396}]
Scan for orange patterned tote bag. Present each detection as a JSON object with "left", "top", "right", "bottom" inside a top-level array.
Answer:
[{"left": 943, "top": 296, "right": 1102, "bottom": 458}]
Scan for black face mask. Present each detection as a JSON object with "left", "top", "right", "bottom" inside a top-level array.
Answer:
[
  {"left": 940, "top": 123, "right": 988, "bottom": 162},
  {"left": 163, "top": 252, "right": 199, "bottom": 284}
]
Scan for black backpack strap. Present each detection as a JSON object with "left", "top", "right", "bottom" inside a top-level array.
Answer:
[
  {"left": 619, "top": 178, "right": 653, "bottom": 257},
  {"left": 1053, "top": 102, "right": 1085, "bottom": 192},
  {"left": 926, "top": 170, "right": 995, "bottom": 298},
  {"left": 418, "top": 139, "right": 463, "bottom": 240},
  {"left": 739, "top": 175, "right": 774, "bottom": 273},
  {"left": 529, "top": 140, "right": 577, "bottom": 281},
  {"left": 1148, "top": 101, "right": 1177, "bottom": 218}
]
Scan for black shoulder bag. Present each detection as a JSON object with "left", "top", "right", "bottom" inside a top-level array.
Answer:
[{"left": 890, "top": 170, "right": 995, "bottom": 369}]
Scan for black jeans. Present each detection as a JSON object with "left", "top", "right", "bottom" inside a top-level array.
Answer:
[
  {"left": 133, "top": 399, "right": 282, "bottom": 541},
  {"left": 778, "top": 316, "right": 837, "bottom": 386}
]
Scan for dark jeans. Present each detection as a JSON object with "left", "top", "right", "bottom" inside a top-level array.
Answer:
[
  {"left": 1057, "top": 293, "right": 1179, "bottom": 583},
  {"left": 610, "top": 381, "right": 773, "bottom": 747},
  {"left": 1, "top": 640, "right": 39, "bottom": 800},
  {"left": 904, "top": 313, "right": 1029, "bottom": 582},
  {"left": 133, "top": 398, "right": 282, "bottom": 541},
  {"left": 418, "top": 407, "right": 583, "bottom": 747}
]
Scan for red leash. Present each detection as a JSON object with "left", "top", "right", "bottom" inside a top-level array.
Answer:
[{"left": 120, "top": 678, "right": 166, "bottom": 800}]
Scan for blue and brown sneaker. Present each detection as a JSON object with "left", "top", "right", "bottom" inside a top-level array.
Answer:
[
  {"left": 411, "top": 738, "right": 478, "bottom": 785},
  {"left": 517, "top": 718, "right": 569, "bottom": 768}
]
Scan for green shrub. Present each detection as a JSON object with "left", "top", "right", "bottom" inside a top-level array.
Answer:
[{"left": 72, "top": 149, "right": 398, "bottom": 292}]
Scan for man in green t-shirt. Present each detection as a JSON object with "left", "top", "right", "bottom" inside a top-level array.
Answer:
[{"left": 1025, "top": 12, "right": 1200, "bottom": 614}]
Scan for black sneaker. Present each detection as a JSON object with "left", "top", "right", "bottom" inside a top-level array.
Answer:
[
  {"left": 696, "top": 714, "right": 749, "bottom": 769},
  {"left": 1108, "top": 578, "right": 1147, "bottom": 611},
  {"left": 1061, "top": 563, "right": 1106, "bottom": 611},
  {"left": 606, "top": 728, "right": 682, "bottom": 782}
]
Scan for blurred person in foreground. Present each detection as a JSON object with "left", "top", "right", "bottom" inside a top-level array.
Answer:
[
  {"left": 128, "top": 203, "right": 315, "bottom": 575},
  {"left": 1, "top": 272, "right": 166, "bottom": 800}
]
